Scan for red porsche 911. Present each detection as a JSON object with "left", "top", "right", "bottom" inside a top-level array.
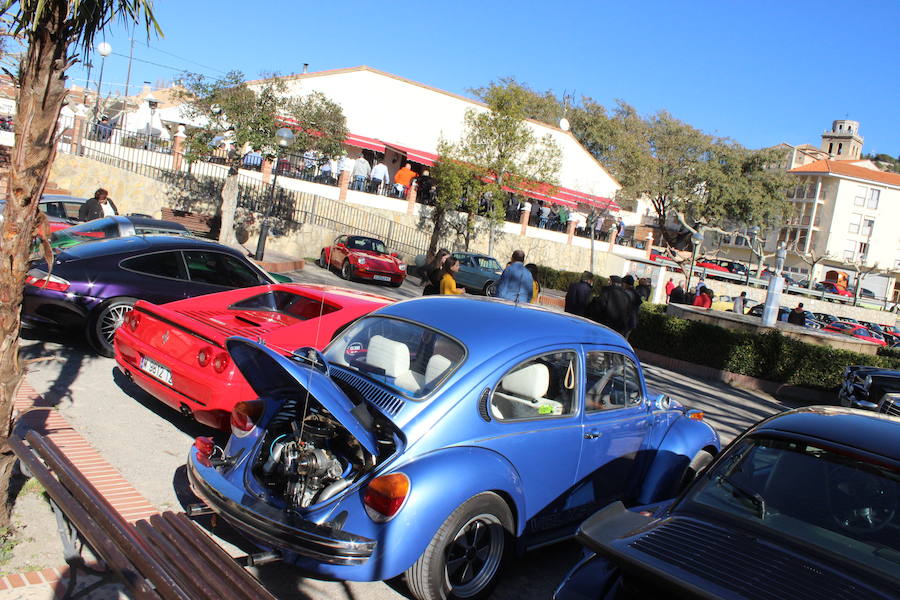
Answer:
[
  {"left": 318, "top": 234, "right": 407, "bottom": 287},
  {"left": 114, "top": 283, "right": 393, "bottom": 429}
]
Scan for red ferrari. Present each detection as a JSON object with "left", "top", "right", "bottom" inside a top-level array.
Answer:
[
  {"left": 318, "top": 234, "right": 407, "bottom": 287},
  {"left": 114, "top": 283, "right": 393, "bottom": 429},
  {"left": 822, "top": 321, "right": 887, "bottom": 346}
]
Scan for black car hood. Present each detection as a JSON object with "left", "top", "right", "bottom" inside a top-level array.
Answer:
[{"left": 577, "top": 503, "right": 900, "bottom": 600}]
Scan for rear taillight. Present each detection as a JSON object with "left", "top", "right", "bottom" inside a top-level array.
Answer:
[
  {"left": 363, "top": 473, "right": 410, "bottom": 522},
  {"left": 25, "top": 268, "right": 70, "bottom": 292},
  {"left": 230, "top": 400, "right": 264, "bottom": 437},
  {"left": 194, "top": 436, "right": 215, "bottom": 467},
  {"left": 212, "top": 352, "right": 229, "bottom": 373},
  {"left": 126, "top": 311, "right": 141, "bottom": 331},
  {"left": 197, "top": 347, "right": 212, "bottom": 368}
]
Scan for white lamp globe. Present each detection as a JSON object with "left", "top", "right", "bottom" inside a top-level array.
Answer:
[
  {"left": 559, "top": 117, "right": 570, "bottom": 131},
  {"left": 97, "top": 42, "right": 112, "bottom": 57}
]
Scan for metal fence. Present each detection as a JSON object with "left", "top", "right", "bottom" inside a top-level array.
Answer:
[{"left": 55, "top": 117, "right": 432, "bottom": 260}]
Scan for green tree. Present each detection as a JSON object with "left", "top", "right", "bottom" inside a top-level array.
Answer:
[
  {"left": 0, "top": 0, "right": 161, "bottom": 527},
  {"left": 175, "top": 72, "right": 347, "bottom": 245},
  {"left": 429, "top": 82, "right": 561, "bottom": 253}
]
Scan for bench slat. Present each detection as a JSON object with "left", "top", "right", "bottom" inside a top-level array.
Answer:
[
  {"left": 9, "top": 435, "right": 162, "bottom": 600},
  {"left": 135, "top": 519, "right": 227, "bottom": 600},
  {"left": 23, "top": 431, "right": 191, "bottom": 600},
  {"left": 161, "top": 512, "right": 279, "bottom": 600}
]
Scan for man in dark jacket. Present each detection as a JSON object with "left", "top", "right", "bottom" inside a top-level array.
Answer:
[
  {"left": 587, "top": 276, "right": 642, "bottom": 338},
  {"left": 78, "top": 188, "right": 118, "bottom": 221},
  {"left": 565, "top": 271, "right": 594, "bottom": 316},
  {"left": 787, "top": 302, "right": 806, "bottom": 326}
]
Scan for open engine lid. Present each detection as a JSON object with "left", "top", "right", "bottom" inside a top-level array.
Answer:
[{"left": 227, "top": 337, "right": 378, "bottom": 455}]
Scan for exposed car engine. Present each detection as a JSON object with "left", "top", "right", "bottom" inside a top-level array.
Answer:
[{"left": 254, "top": 404, "right": 378, "bottom": 509}]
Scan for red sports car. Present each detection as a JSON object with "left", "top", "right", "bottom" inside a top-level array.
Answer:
[
  {"left": 114, "top": 283, "right": 393, "bottom": 429},
  {"left": 318, "top": 234, "right": 407, "bottom": 287},
  {"left": 822, "top": 321, "right": 887, "bottom": 346}
]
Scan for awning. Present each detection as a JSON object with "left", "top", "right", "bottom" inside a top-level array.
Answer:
[
  {"left": 345, "top": 133, "right": 385, "bottom": 153},
  {"left": 556, "top": 186, "right": 619, "bottom": 212},
  {"left": 501, "top": 185, "right": 576, "bottom": 207},
  {"left": 384, "top": 143, "right": 439, "bottom": 167}
]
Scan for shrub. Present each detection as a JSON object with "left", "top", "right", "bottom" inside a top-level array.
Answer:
[
  {"left": 534, "top": 265, "right": 608, "bottom": 294},
  {"left": 631, "top": 304, "right": 900, "bottom": 390}
]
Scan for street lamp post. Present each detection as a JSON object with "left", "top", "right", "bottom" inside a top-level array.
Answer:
[
  {"left": 686, "top": 231, "right": 704, "bottom": 292},
  {"left": 744, "top": 225, "right": 760, "bottom": 286},
  {"left": 255, "top": 127, "right": 295, "bottom": 261},
  {"left": 93, "top": 42, "right": 112, "bottom": 120}
]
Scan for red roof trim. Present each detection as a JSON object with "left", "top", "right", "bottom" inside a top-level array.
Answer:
[{"left": 384, "top": 143, "right": 438, "bottom": 167}]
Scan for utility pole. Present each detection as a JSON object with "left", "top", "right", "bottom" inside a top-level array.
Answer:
[{"left": 124, "top": 38, "right": 135, "bottom": 97}]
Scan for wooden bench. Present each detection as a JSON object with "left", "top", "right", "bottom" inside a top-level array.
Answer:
[
  {"left": 10, "top": 429, "right": 277, "bottom": 600},
  {"left": 161, "top": 207, "right": 216, "bottom": 237}
]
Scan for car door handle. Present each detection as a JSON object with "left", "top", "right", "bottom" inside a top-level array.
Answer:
[{"left": 584, "top": 432, "right": 600, "bottom": 440}]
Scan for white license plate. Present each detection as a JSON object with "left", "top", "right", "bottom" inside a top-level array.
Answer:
[
  {"left": 373, "top": 275, "right": 391, "bottom": 282},
  {"left": 140, "top": 356, "right": 173, "bottom": 385}
]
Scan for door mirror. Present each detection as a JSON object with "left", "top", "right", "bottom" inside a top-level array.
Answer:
[{"left": 652, "top": 393, "right": 671, "bottom": 411}]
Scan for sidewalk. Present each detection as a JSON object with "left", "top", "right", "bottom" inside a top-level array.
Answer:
[{"left": 0, "top": 383, "right": 157, "bottom": 599}]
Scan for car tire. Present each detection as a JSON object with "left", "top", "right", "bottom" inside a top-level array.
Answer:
[
  {"left": 405, "top": 492, "right": 513, "bottom": 600},
  {"left": 483, "top": 281, "right": 497, "bottom": 297},
  {"left": 318, "top": 250, "right": 328, "bottom": 269},
  {"left": 679, "top": 449, "right": 715, "bottom": 492},
  {"left": 88, "top": 296, "right": 137, "bottom": 358},
  {"left": 341, "top": 261, "right": 353, "bottom": 281}
]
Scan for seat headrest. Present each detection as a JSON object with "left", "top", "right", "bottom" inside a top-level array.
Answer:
[
  {"left": 366, "top": 335, "right": 410, "bottom": 378},
  {"left": 425, "top": 354, "right": 452, "bottom": 384},
  {"left": 500, "top": 363, "right": 549, "bottom": 401}
]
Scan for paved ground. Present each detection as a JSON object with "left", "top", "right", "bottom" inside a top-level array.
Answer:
[{"left": 8, "top": 265, "right": 803, "bottom": 599}]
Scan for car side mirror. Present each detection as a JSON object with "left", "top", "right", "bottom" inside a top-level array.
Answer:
[{"left": 652, "top": 393, "right": 671, "bottom": 411}]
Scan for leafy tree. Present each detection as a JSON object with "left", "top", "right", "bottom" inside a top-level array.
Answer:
[
  {"left": 0, "top": 0, "right": 160, "bottom": 527},
  {"left": 175, "top": 72, "right": 347, "bottom": 245},
  {"left": 429, "top": 82, "right": 561, "bottom": 253}
]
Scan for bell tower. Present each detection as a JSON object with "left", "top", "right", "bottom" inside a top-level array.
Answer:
[{"left": 821, "top": 119, "right": 863, "bottom": 160}]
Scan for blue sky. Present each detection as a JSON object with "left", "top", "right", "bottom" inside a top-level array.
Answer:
[{"left": 74, "top": 0, "right": 899, "bottom": 156}]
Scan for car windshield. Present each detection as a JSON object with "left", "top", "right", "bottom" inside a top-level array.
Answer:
[
  {"left": 682, "top": 436, "right": 900, "bottom": 579},
  {"left": 52, "top": 217, "right": 119, "bottom": 245},
  {"left": 475, "top": 257, "right": 502, "bottom": 271},
  {"left": 324, "top": 316, "right": 465, "bottom": 399},
  {"left": 348, "top": 237, "right": 386, "bottom": 254}
]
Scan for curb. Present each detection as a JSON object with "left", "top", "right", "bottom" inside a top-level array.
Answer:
[{"left": 636, "top": 349, "right": 835, "bottom": 404}]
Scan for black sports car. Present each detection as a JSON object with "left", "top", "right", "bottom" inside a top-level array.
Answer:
[
  {"left": 554, "top": 407, "right": 900, "bottom": 600},
  {"left": 839, "top": 365, "right": 900, "bottom": 415}
]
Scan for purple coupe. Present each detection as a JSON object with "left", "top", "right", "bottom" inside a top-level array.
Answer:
[{"left": 23, "top": 235, "right": 277, "bottom": 356}]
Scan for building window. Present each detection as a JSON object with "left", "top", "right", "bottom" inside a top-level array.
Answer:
[
  {"left": 806, "top": 184, "right": 816, "bottom": 199},
  {"left": 848, "top": 213, "right": 861, "bottom": 234},
  {"left": 844, "top": 239, "right": 856, "bottom": 261},
  {"left": 858, "top": 242, "right": 869, "bottom": 260},
  {"left": 838, "top": 143, "right": 843, "bottom": 155},
  {"left": 862, "top": 218, "right": 874, "bottom": 237},
  {"left": 855, "top": 186, "right": 867, "bottom": 206},
  {"left": 867, "top": 189, "right": 880, "bottom": 209},
  {"left": 829, "top": 143, "right": 834, "bottom": 154}
]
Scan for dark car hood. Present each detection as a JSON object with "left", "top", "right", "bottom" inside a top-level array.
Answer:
[
  {"left": 226, "top": 337, "right": 378, "bottom": 455},
  {"left": 577, "top": 503, "right": 899, "bottom": 599}
]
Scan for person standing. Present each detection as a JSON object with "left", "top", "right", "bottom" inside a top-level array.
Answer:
[
  {"left": 587, "top": 275, "right": 641, "bottom": 338},
  {"left": 78, "top": 188, "right": 118, "bottom": 221},
  {"left": 787, "top": 302, "right": 806, "bottom": 326},
  {"left": 665, "top": 278, "right": 675, "bottom": 302},
  {"left": 525, "top": 263, "right": 541, "bottom": 304},
  {"left": 636, "top": 277, "right": 652, "bottom": 302},
  {"left": 415, "top": 169, "right": 435, "bottom": 204},
  {"left": 615, "top": 217, "right": 625, "bottom": 244},
  {"left": 393, "top": 162, "right": 417, "bottom": 198},
  {"left": 496, "top": 250, "right": 533, "bottom": 303},
  {"left": 692, "top": 287, "right": 712, "bottom": 309},
  {"left": 422, "top": 249, "right": 450, "bottom": 295},
  {"left": 695, "top": 275, "right": 706, "bottom": 295},
  {"left": 669, "top": 281, "right": 686, "bottom": 304},
  {"left": 351, "top": 156, "right": 370, "bottom": 191},
  {"left": 369, "top": 159, "right": 389, "bottom": 194},
  {"left": 565, "top": 271, "right": 594, "bottom": 316},
  {"left": 733, "top": 291, "right": 747, "bottom": 314},
  {"left": 439, "top": 257, "right": 466, "bottom": 295}
]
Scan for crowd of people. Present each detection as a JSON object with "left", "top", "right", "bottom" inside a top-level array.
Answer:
[
  {"left": 419, "top": 249, "right": 542, "bottom": 304},
  {"left": 563, "top": 272, "right": 648, "bottom": 339}
]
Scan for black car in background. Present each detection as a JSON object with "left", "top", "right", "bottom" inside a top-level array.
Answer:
[
  {"left": 710, "top": 259, "right": 748, "bottom": 276},
  {"left": 554, "top": 407, "right": 900, "bottom": 600},
  {"left": 840, "top": 365, "right": 900, "bottom": 415},
  {"left": 746, "top": 304, "right": 823, "bottom": 328}
]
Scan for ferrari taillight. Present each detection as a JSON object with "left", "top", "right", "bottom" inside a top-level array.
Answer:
[
  {"left": 197, "top": 347, "right": 212, "bottom": 368},
  {"left": 126, "top": 311, "right": 141, "bottom": 331},
  {"left": 212, "top": 351, "right": 229, "bottom": 373},
  {"left": 230, "top": 400, "right": 264, "bottom": 437},
  {"left": 363, "top": 473, "right": 410, "bottom": 522}
]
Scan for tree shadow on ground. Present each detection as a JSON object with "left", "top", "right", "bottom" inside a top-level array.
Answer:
[{"left": 18, "top": 326, "right": 95, "bottom": 409}]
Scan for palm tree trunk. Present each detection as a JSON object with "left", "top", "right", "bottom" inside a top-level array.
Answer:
[{"left": 0, "top": 1, "right": 70, "bottom": 527}]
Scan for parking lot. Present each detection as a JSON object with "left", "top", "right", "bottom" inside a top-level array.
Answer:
[{"left": 12, "top": 263, "right": 798, "bottom": 599}]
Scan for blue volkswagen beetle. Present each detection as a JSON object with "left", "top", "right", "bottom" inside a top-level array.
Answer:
[{"left": 187, "top": 297, "right": 719, "bottom": 600}]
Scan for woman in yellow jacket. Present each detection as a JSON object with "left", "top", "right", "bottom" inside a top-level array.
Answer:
[{"left": 440, "top": 256, "right": 466, "bottom": 295}]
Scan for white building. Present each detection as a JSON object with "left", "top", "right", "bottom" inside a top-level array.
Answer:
[{"left": 246, "top": 66, "right": 621, "bottom": 211}]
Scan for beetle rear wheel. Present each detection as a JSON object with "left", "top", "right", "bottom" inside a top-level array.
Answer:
[{"left": 406, "top": 492, "right": 512, "bottom": 600}]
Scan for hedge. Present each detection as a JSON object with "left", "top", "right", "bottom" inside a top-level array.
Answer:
[
  {"left": 630, "top": 304, "right": 900, "bottom": 390},
  {"left": 534, "top": 265, "right": 608, "bottom": 295}
]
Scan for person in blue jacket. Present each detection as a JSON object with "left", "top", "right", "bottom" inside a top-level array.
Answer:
[{"left": 495, "top": 249, "right": 533, "bottom": 303}]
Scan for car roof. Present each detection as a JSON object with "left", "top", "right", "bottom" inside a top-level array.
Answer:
[
  {"left": 754, "top": 406, "right": 900, "bottom": 461},
  {"left": 40, "top": 195, "right": 87, "bottom": 203},
  {"left": 55, "top": 234, "right": 241, "bottom": 261},
  {"left": 125, "top": 216, "right": 189, "bottom": 231},
  {"left": 375, "top": 296, "right": 628, "bottom": 358}
]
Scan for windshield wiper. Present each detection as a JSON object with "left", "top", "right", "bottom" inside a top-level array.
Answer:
[{"left": 716, "top": 474, "right": 767, "bottom": 519}]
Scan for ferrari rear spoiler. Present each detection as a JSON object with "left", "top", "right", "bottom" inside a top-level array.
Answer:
[{"left": 131, "top": 300, "right": 227, "bottom": 349}]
